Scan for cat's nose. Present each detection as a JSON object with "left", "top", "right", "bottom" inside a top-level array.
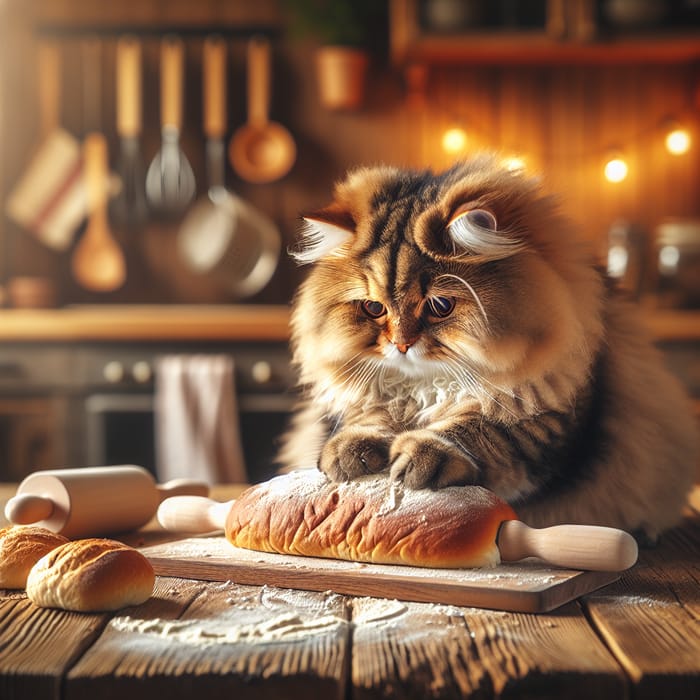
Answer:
[
  {"left": 387, "top": 325, "right": 419, "bottom": 354},
  {"left": 391, "top": 337, "right": 417, "bottom": 353}
]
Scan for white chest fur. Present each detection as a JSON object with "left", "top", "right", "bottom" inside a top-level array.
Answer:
[{"left": 317, "top": 367, "right": 479, "bottom": 425}]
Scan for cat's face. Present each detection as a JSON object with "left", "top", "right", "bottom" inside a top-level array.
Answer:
[{"left": 291, "top": 156, "right": 601, "bottom": 397}]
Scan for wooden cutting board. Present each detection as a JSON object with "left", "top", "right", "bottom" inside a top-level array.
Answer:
[{"left": 141, "top": 536, "right": 620, "bottom": 613}]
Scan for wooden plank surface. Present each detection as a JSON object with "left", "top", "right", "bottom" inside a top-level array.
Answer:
[
  {"left": 141, "top": 536, "right": 620, "bottom": 614},
  {"left": 65, "top": 576, "right": 349, "bottom": 700},
  {"left": 0, "top": 591, "right": 111, "bottom": 700},
  {"left": 1, "top": 490, "right": 699, "bottom": 699},
  {"left": 582, "top": 516, "right": 700, "bottom": 700},
  {"left": 350, "top": 598, "right": 626, "bottom": 699}
]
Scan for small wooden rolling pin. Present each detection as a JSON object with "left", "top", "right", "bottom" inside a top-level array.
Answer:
[
  {"left": 156, "top": 474, "right": 639, "bottom": 573},
  {"left": 4, "top": 465, "right": 209, "bottom": 539}
]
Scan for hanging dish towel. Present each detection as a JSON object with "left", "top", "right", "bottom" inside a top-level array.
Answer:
[{"left": 155, "top": 354, "right": 247, "bottom": 484}]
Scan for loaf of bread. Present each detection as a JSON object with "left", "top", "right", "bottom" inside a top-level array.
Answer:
[
  {"left": 0, "top": 526, "right": 69, "bottom": 589},
  {"left": 26, "top": 538, "right": 155, "bottom": 612},
  {"left": 225, "top": 470, "right": 518, "bottom": 568}
]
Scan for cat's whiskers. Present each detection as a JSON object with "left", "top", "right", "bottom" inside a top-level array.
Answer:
[
  {"left": 332, "top": 355, "right": 382, "bottom": 407},
  {"left": 437, "top": 341, "right": 527, "bottom": 402},
  {"left": 438, "top": 345, "right": 528, "bottom": 420},
  {"left": 315, "top": 352, "right": 375, "bottom": 421},
  {"left": 331, "top": 353, "right": 379, "bottom": 394},
  {"left": 331, "top": 349, "right": 370, "bottom": 381}
]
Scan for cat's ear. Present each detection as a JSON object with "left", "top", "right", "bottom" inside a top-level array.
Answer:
[
  {"left": 446, "top": 206, "right": 525, "bottom": 260},
  {"left": 291, "top": 207, "right": 355, "bottom": 264}
]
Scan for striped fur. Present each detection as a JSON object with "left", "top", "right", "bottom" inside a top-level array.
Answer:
[{"left": 279, "top": 155, "right": 698, "bottom": 539}]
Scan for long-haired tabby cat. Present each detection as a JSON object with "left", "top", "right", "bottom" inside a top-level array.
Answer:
[{"left": 279, "top": 155, "right": 698, "bottom": 541}]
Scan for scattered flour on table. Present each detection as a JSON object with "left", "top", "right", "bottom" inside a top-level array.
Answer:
[
  {"left": 350, "top": 598, "right": 408, "bottom": 624},
  {"left": 110, "top": 612, "right": 346, "bottom": 646}
]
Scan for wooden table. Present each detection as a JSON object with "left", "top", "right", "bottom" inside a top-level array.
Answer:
[{"left": 1, "top": 484, "right": 699, "bottom": 699}]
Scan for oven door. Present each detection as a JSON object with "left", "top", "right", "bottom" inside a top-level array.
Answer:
[
  {"left": 84, "top": 393, "right": 156, "bottom": 475},
  {"left": 83, "top": 391, "right": 293, "bottom": 483}
]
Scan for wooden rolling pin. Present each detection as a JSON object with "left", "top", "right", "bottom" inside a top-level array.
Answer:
[
  {"left": 156, "top": 475, "right": 639, "bottom": 573},
  {"left": 5, "top": 466, "right": 209, "bottom": 539}
]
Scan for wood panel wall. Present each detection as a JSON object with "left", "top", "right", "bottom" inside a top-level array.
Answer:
[{"left": 1, "top": 0, "right": 698, "bottom": 306}]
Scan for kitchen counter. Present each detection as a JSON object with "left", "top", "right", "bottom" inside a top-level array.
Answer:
[
  {"left": 0, "top": 483, "right": 699, "bottom": 699},
  {"left": 0, "top": 304, "right": 291, "bottom": 341}
]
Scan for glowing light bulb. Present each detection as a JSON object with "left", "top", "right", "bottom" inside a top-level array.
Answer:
[
  {"left": 442, "top": 127, "right": 468, "bottom": 154},
  {"left": 604, "top": 156, "right": 628, "bottom": 183},
  {"left": 665, "top": 127, "right": 691, "bottom": 155},
  {"left": 503, "top": 155, "right": 526, "bottom": 173}
]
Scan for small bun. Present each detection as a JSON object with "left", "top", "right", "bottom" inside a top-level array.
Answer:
[
  {"left": 26, "top": 538, "right": 155, "bottom": 612},
  {"left": 0, "top": 526, "right": 69, "bottom": 589}
]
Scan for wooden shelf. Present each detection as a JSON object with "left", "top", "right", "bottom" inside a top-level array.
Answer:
[
  {"left": 642, "top": 309, "right": 700, "bottom": 342},
  {"left": 0, "top": 305, "right": 291, "bottom": 342},
  {"left": 393, "top": 32, "right": 700, "bottom": 65},
  {"left": 0, "top": 305, "right": 696, "bottom": 343},
  {"left": 34, "top": 22, "right": 282, "bottom": 39},
  {"left": 390, "top": 0, "right": 700, "bottom": 65}
]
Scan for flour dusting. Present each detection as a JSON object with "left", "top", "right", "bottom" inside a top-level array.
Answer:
[
  {"left": 111, "top": 612, "right": 346, "bottom": 646},
  {"left": 351, "top": 598, "right": 407, "bottom": 624},
  {"left": 376, "top": 479, "right": 402, "bottom": 516}
]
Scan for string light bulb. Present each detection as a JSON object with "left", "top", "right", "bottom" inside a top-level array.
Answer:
[
  {"left": 604, "top": 154, "right": 628, "bottom": 183},
  {"left": 502, "top": 155, "right": 527, "bottom": 173},
  {"left": 441, "top": 126, "right": 468, "bottom": 154},
  {"left": 665, "top": 125, "right": 691, "bottom": 155}
]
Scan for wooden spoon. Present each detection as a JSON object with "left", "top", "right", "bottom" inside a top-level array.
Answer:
[
  {"left": 71, "top": 133, "right": 126, "bottom": 291},
  {"left": 228, "top": 36, "right": 296, "bottom": 184}
]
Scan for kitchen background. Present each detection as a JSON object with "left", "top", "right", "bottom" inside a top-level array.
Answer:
[{"left": 0, "top": 0, "right": 698, "bottom": 484}]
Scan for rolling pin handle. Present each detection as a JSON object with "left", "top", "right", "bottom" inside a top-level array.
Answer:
[
  {"left": 497, "top": 519, "right": 639, "bottom": 572},
  {"left": 155, "top": 479, "right": 210, "bottom": 502},
  {"left": 4, "top": 494, "right": 55, "bottom": 525},
  {"left": 157, "top": 495, "right": 232, "bottom": 533}
]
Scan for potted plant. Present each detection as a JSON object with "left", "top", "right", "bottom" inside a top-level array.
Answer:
[{"left": 283, "top": 0, "right": 386, "bottom": 111}]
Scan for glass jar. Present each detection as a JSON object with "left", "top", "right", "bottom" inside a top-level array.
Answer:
[{"left": 655, "top": 220, "right": 700, "bottom": 308}]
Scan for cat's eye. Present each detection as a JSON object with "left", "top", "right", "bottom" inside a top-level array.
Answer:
[
  {"left": 426, "top": 296, "right": 456, "bottom": 318},
  {"left": 360, "top": 300, "right": 387, "bottom": 318}
]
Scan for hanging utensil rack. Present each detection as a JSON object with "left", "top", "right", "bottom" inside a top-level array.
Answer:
[{"left": 34, "top": 24, "right": 281, "bottom": 39}]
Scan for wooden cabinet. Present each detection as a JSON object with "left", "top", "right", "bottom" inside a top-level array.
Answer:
[{"left": 390, "top": 0, "right": 700, "bottom": 64}]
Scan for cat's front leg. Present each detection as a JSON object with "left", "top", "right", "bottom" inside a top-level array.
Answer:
[
  {"left": 389, "top": 429, "right": 479, "bottom": 489},
  {"left": 319, "top": 426, "right": 393, "bottom": 481}
]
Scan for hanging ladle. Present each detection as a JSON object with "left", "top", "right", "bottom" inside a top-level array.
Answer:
[{"left": 228, "top": 35, "right": 296, "bottom": 184}]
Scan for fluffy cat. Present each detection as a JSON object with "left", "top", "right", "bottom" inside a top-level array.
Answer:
[{"left": 279, "top": 155, "right": 698, "bottom": 541}]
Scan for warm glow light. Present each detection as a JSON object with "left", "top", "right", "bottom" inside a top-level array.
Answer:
[
  {"left": 503, "top": 155, "right": 526, "bottom": 173},
  {"left": 665, "top": 127, "right": 691, "bottom": 155},
  {"left": 604, "top": 157, "right": 628, "bottom": 183},
  {"left": 442, "top": 127, "right": 468, "bottom": 154}
]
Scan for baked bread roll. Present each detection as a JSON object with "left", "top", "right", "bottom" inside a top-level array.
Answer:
[
  {"left": 0, "top": 526, "right": 69, "bottom": 589},
  {"left": 226, "top": 470, "right": 517, "bottom": 568},
  {"left": 26, "top": 538, "right": 155, "bottom": 612}
]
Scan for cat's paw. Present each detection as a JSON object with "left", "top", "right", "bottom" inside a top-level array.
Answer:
[
  {"left": 389, "top": 430, "right": 478, "bottom": 489},
  {"left": 319, "top": 427, "right": 391, "bottom": 481}
]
